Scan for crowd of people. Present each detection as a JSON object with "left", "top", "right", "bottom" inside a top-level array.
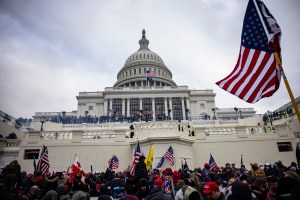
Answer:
[
  {"left": 262, "top": 107, "right": 294, "bottom": 125},
  {"left": 1, "top": 158, "right": 300, "bottom": 200}
]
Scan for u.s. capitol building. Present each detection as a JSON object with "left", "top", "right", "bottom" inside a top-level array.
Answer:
[{"left": 1, "top": 30, "right": 299, "bottom": 172}]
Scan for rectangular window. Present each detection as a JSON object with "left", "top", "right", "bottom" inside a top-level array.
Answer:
[
  {"left": 134, "top": 69, "right": 136, "bottom": 75},
  {"left": 24, "top": 149, "right": 40, "bottom": 160},
  {"left": 277, "top": 142, "right": 293, "bottom": 152},
  {"left": 89, "top": 106, "right": 93, "bottom": 110},
  {"left": 200, "top": 103, "right": 205, "bottom": 108},
  {"left": 139, "top": 68, "right": 141, "bottom": 74}
]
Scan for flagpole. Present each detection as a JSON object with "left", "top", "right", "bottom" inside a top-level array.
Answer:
[
  {"left": 273, "top": 52, "right": 300, "bottom": 123},
  {"left": 252, "top": 0, "right": 300, "bottom": 123}
]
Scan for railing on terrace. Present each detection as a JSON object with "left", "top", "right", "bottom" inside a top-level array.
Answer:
[
  {"left": 40, "top": 132, "right": 73, "bottom": 140},
  {"left": 104, "top": 86, "right": 189, "bottom": 91},
  {"left": 0, "top": 139, "right": 21, "bottom": 148},
  {"left": 205, "top": 127, "right": 237, "bottom": 135}
]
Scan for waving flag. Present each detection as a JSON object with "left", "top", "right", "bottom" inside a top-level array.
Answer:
[
  {"left": 157, "top": 146, "right": 174, "bottom": 168},
  {"left": 156, "top": 156, "right": 165, "bottom": 168},
  {"left": 209, "top": 153, "right": 217, "bottom": 171},
  {"left": 146, "top": 69, "right": 156, "bottom": 77},
  {"left": 108, "top": 155, "right": 119, "bottom": 170},
  {"left": 216, "top": 0, "right": 281, "bottom": 103},
  {"left": 130, "top": 140, "right": 142, "bottom": 176},
  {"left": 37, "top": 146, "right": 50, "bottom": 175},
  {"left": 145, "top": 145, "right": 154, "bottom": 170},
  {"left": 165, "top": 146, "right": 174, "bottom": 166},
  {"left": 72, "top": 154, "right": 87, "bottom": 177}
]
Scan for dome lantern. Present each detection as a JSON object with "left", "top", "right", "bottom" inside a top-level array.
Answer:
[{"left": 139, "top": 29, "right": 149, "bottom": 50}]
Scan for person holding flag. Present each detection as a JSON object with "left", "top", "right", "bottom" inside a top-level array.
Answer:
[{"left": 135, "top": 155, "right": 148, "bottom": 181}]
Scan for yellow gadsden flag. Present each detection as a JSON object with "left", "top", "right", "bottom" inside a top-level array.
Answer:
[{"left": 145, "top": 145, "right": 154, "bottom": 170}]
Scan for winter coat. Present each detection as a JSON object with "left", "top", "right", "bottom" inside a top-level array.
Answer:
[{"left": 146, "top": 188, "right": 172, "bottom": 200}]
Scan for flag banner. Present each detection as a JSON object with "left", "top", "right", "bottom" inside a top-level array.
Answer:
[
  {"left": 72, "top": 154, "right": 87, "bottom": 177},
  {"left": 145, "top": 145, "right": 154, "bottom": 170},
  {"left": 130, "top": 140, "right": 142, "bottom": 176},
  {"left": 146, "top": 69, "right": 156, "bottom": 77},
  {"left": 209, "top": 153, "right": 217, "bottom": 171},
  {"left": 164, "top": 146, "right": 174, "bottom": 166},
  {"left": 156, "top": 156, "right": 165, "bottom": 168},
  {"left": 216, "top": 0, "right": 281, "bottom": 103},
  {"left": 108, "top": 155, "right": 119, "bottom": 170},
  {"left": 37, "top": 146, "right": 50, "bottom": 175}
]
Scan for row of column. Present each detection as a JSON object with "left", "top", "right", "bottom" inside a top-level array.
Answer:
[
  {"left": 123, "top": 80, "right": 170, "bottom": 87},
  {"left": 104, "top": 97, "right": 190, "bottom": 121}
]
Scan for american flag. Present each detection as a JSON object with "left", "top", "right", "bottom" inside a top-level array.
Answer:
[
  {"left": 37, "top": 146, "right": 50, "bottom": 175},
  {"left": 209, "top": 154, "right": 217, "bottom": 171},
  {"left": 130, "top": 140, "right": 142, "bottom": 176},
  {"left": 146, "top": 70, "right": 156, "bottom": 77},
  {"left": 164, "top": 146, "right": 174, "bottom": 166},
  {"left": 108, "top": 155, "right": 119, "bottom": 170},
  {"left": 216, "top": 0, "right": 281, "bottom": 103}
]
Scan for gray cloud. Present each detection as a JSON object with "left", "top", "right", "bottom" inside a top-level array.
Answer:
[{"left": 0, "top": 0, "right": 299, "bottom": 118}]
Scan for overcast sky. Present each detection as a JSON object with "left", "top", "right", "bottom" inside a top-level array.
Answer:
[{"left": 0, "top": 0, "right": 299, "bottom": 119}]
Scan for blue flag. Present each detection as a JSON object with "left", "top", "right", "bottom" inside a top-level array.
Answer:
[{"left": 156, "top": 156, "right": 165, "bottom": 168}]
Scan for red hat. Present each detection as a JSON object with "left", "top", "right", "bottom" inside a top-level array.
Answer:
[
  {"left": 203, "top": 182, "right": 219, "bottom": 194},
  {"left": 154, "top": 178, "right": 163, "bottom": 186},
  {"left": 173, "top": 170, "right": 179, "bottom": 177},
  {"left": 204, "top": 163, "right": 210, "bottom": 167},
  {"left": 214, "top": 166, "right": 220, "bottom": 170},
  {"left": 162, "top": 169, "right": 167, "bottom": 175},
  {"left": 153, "top": 174, "right": 159, "bottom": 180},
  {"left": 167, "top": 168, "right": 172, "bottom": 173}
]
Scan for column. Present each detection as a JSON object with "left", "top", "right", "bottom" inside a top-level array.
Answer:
[
  {"left": 139, "top": 98, "right": 143, "bottom": 111},
  {"left": 104, "top": 100, "right": 108, "bottom": 115},
  {"left": 122, "top": 98, "right": 125, "bottom": 116},
  {"left": 181, "top": 97, "right": 186, "bottom": 120},
  {"left": 164, "top": 98, "right": 168, "bottom": 117},
  {"left": 169, "top": 98, "right": 173, "bottom": 120},
  {"left": 127, "top": 98, "right": 130, "bottom": 117},
  {"left": 109, "top": 99, "right": 113, "bottom": 116},
  {"left": 186, "top": 98, "right": 191, "bottom": 118},
  {"left": 135, "top": 81, "right": 137, "bottom": 87},
  {"left": 152, "top": 98, "right": 156, "bottom": 121}
]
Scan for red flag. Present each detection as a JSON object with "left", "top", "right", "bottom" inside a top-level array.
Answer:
[
  {"left": 216, "top": 0, "right": 281, "bottom": 103},
  {"left": 71, "top": 155, "right": 87, "bottom": 177}
]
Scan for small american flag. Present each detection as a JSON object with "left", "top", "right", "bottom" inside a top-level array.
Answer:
[
  {"left": 164, "top": 146, "right": 174, "bottom": 166},
  {"left": 146, "top": 70, "right": 156, "bottom": 77},
  {"left": 108, "top": 155, "right": 119, "bottom": 170},
  {"left": 37, "top": 146, "right": 50, "bottom": 175},
  {"left": 209, "top": 153, "right": 217, "bottom": 171},
  {"left": 216, "top": 0, "right": 281, "bottom": 103},
  {"left": 130, "top": 140, "right": 142, "bottom": 176}
]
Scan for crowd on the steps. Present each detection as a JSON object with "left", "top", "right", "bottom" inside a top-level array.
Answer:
[{"left": 0, "top": 158, "right": 300, "bottom": 200}]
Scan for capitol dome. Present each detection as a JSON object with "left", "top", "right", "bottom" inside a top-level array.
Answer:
[{"left": 114, "top": 30, "right": 177, "bottom": 87}]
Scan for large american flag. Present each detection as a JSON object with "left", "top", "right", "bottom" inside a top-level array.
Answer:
[
  {"left": 216, "top": 0, "right": 281, "bottom": 103},
  {"left": 209, "top": 153, "right": 217, "bottom": 171},
  {"left": 108, "top": 155, "right": 119, "bottom": 170},
  {"left": 37, "top": 146, "right": 50, "bottom": 175},
  {"left": 164, "top": 146, "right": 174, "bottom": 166},
  {"left": 130, "top": 140, "right": 142, "bottom": 176}
]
